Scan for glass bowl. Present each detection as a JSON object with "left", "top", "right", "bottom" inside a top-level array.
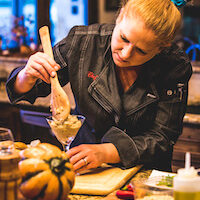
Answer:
[
  {"left": 46, "top": 115, "right": 85, "bottom": 151},
  {"left": 131, "top": 176, "right": 174, "bottom": 200}
]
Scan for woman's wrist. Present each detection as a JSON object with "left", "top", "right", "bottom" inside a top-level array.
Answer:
[
  {"left": 100, "top": 143, "right": 121, "bottom": 164},
  {"left": 14, "top": 68, "right": 37, "bottom": 94}
]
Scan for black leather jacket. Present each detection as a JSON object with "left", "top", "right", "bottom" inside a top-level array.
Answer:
[{"left": 6, "top": 24, "right": 192, "bottom": 171}]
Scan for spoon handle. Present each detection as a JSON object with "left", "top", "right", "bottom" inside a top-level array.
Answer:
[
  {"left": 39, "top": 26, "right": 70, "bottom": 121},
  {"left": 39, "top": 26, "right": 58, "bottom": 85},
  {"left": 39, "top": 26, "right": 54, "bottom": 59}
]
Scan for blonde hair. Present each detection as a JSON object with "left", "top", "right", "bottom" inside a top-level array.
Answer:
[{"left": 121, "top": 0, "right": 182, "bottom": 47}]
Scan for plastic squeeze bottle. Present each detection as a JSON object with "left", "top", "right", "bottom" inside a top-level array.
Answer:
[{"left": 173, "top": 152, "right": 200, "bottom": 200}]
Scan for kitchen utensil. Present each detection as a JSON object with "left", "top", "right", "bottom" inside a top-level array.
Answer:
[
  {"left": 71, "top": 164, "right": 142, "bottom": 195},
  {"left": 39, "top": 26, "right": 70, "bottom": 122}
]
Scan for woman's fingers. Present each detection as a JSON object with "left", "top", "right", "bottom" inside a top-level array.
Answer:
[
  {"left": 33, "top": 52, "right": 60, "bottom": 76},
  {"left": 25, "top": 52, "right": 60, "bottom": 82},
  {"left": 67, "top": 143, "right": 120, "bottom": 173},
  {"left": 75, "top": 160, "right": 94, "bottom": 174},
  {"left": 33, "top": 66, "right": 51, "bottom": 83},
  {"left": 67, "top": 144, "right": 104, "bottom": 172},
  {"left": 73, "top": 157, "right": 91, "bottom": 172},
  {"left": 69, "top": 151, "right": 84, "bottom": 165},
  {"left": 68, "top": 148, "right": 91, "bottom": 171},
  {"left": 27, "top": 60, "right": 50, "bottom": 82}
]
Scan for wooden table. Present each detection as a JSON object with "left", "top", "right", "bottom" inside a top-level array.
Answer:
[
  {"left": 18, "top": 169, "right": 151, "bottom": 200},
  {"left": 69, "top": 169, "right": 150, "bottom": 200}
]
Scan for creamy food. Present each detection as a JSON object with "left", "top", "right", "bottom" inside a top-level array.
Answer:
[
  {"left": 55, "top": 106, "right": 64, "bottom": 114},
  {"left": 48, "top": 115, "right": 82, "bottom": 144}
]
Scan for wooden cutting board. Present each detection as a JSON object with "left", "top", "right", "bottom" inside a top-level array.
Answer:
[{"left": 71, "top": 164, "right": 142, "bottom": 195}]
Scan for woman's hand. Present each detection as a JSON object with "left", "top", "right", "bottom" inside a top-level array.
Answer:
[
  {"left": 67, "top": 143, "right": 120, "bottom": 173},
  {"left": 14, "top": 52, "right": 60, "bottom": 94}
]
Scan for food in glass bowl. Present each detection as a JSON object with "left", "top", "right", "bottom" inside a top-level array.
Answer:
[{"left": 132, "top": 176, "right": 173, "bottom": 200}]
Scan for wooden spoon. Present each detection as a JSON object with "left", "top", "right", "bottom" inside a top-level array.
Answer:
[{"left": 39, "top": 26, "right": 70, "bottom": 122}]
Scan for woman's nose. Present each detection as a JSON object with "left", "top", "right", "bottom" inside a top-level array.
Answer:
[{"left": 121, "top": 43, "right": 134, "bottom": 59}]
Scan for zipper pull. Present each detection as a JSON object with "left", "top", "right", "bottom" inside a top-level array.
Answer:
[
  {"left": 177, "top": 83, "right": 184, "bottom": 101},
  {"left": 114, "top": 115, "right": 119, "bottom": 125}
]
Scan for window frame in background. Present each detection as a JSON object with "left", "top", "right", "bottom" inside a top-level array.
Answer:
[{"left": 0, "top": 0, "right": 98, "bottom": 50}]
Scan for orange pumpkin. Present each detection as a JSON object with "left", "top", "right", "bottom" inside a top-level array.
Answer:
[{"left": 18, "top": 143, "right": 75, "bottom": 200}]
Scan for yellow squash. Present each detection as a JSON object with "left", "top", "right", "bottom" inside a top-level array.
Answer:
[{"left": 18, "top": 143, "right": 75, "bottom": 200}]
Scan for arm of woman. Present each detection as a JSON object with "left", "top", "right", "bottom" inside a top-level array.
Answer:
[
  {"left": 67, "top": 143, "right": 120, "bottom": 173},
  {"left": 14, "top": 52, "right": 60, "bottom": 94},
  {"left": 6, "top": 27, "right": 75, "bottom": 104}
]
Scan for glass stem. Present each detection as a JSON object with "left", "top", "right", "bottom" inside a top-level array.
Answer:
[
  {"left": 65, "top": 144, "right": 70, "bottom": 152},
  {"left": 62, "top": 136, "right": 74, "bottom": 152},
  {"left": 62, "top": 144, "right": 70, "bottom": 152},
  {"left": 62, "top": 144, "right": 66, "bottom": 152}
]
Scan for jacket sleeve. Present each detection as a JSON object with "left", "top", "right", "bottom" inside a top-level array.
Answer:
[
  {"left": 101, "top": 61, "right": 192, "bottom": 170},
  {"left": 6, "top": 27, "right": 77, "bottom": 105}
]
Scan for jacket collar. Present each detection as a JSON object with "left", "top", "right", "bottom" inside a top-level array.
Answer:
[
  {"left": 123, "top": 68, "right": 159, "bottom": 115},
  {"left": 88, "top": 52, "right": 122, "bottom": 116},
  {"left": 88, "top": 45, "right": 160, "bottom": 117}
]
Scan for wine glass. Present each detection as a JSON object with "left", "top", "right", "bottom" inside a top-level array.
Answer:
[
  {"left": 46, "top": 115, "right": 85, "bottom": 152},
  {"left": 0, "top": 127, "right": 14, "bottom": 156}
]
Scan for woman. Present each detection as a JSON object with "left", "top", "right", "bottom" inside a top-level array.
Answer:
[{"left": 7, "top": 0, "right": 192, "bottom": 172}]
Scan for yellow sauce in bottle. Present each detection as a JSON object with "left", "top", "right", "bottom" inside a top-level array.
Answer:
[
  {"left": 174, "top": 191, "right": 200, "bottom": 200},
  {"left": 173, "top": 152, "right": 200, "bottom": 200}
]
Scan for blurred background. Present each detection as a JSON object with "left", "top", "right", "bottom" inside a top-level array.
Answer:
[
  {"left": 0, "top": 0, "right": 199, "bottom": 60},
  {"left": 0, "top": 0, "right": 200, "bottom": 172}
]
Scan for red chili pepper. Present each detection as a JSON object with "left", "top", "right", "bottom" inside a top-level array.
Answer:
[
  {"left": 121, "top": 184, "right": 134, "bottom": 191},
  {"left": 127, "top": 184, "right": 134, "bottom": 191},
  {"left": 116, "top": 190, "right": 134, "bottom": 199}
]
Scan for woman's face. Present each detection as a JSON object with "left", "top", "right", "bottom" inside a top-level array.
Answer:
[{"left": 111, "top": 14, "right": 161, "bottom": 68}]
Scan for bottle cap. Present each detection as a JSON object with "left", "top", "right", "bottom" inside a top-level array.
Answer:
[{"left": 177, "top": 152, "right": 198, "bottom": 178}]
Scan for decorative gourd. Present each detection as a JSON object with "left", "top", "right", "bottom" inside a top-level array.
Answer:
[{"left": 18, "top": 143, "right": 75, "bottom": 200}]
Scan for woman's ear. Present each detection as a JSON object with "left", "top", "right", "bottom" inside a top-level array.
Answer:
[{"left": 116, "top": 8, "right": 124, "bottom": 24}]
